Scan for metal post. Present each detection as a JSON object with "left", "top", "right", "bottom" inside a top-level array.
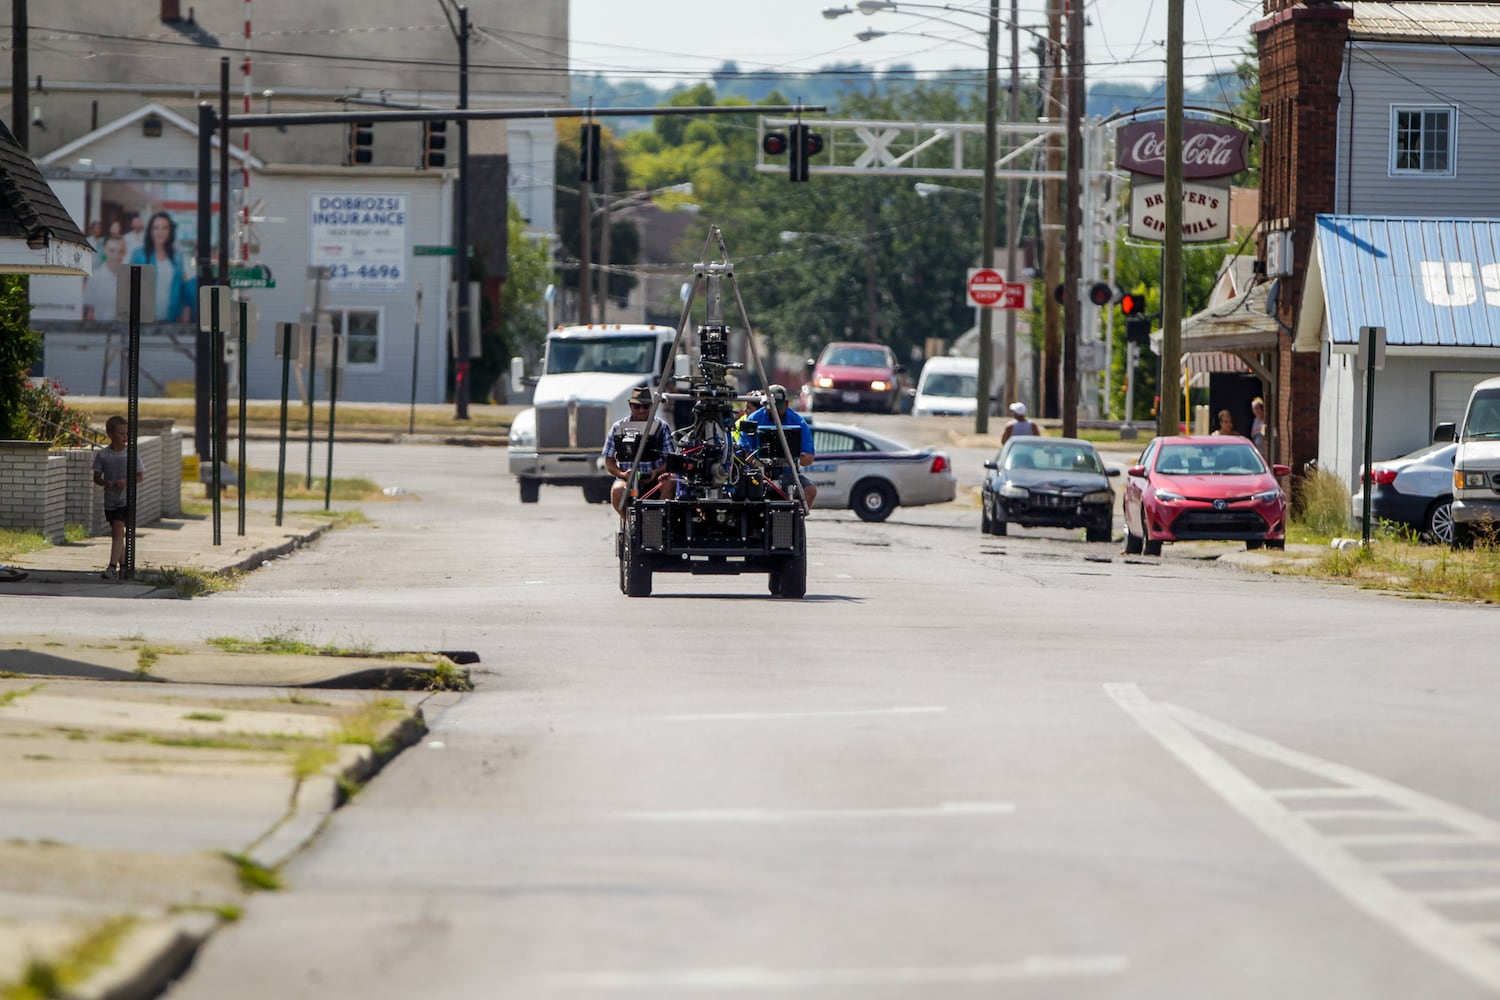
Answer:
[
  {"left": 218, "top": 58, "right": 232, "bottom": 470},
  {"left": 276, "top": 321, "right": 291, "bottom": 527},
  {"left": 195, "top": 103, "right": 216, "bottom": 461},
  {"left": 410, "top": 285, "right": 423, "bottom": 436},
  {"left": 237, "top": 298, "right": 248, "bottom": 537},
  {"left": 975, "top": 0, "right": 1000, "bottom": 434},
  {"left": 124, "top": 266, "right": 141, "bottom": 579},
  {"left": 209, "top": 286, "right": 222, "bottom": 546},
  {"left": 325, "top": 333, "right": 340, "bottom": 512},
  {"left": 597, "top": 142, "right": 612, "bottom": 323},
  {"left": 1361, "top": 349, "right": 1377, "bottom": 546},
  {"left": 305, "top": 300, "right": 318, "bottom": 489},
  {"left": 453, "top": 3, "right": 471, "bottom": 420}
]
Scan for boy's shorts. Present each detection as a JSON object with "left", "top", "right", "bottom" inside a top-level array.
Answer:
[{"left": 105, "top": 507, "right": 129, "bottom": 525}]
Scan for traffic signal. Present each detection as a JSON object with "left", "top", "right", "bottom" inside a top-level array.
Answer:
[
  {"left": 1126, "top": 316, "right": 1152, "bottom": 345},
  {"left": 422, "top": 120, "right": 447, "bottom": 169},
  {"left": 347, "top": 121, "right": 374, "bottom": 166},
  {"left": 580, "top": 123, "right": 602, "bottom": 183},
  {"left": 1120, "top": 291, "right": 1146, "bottom": 317},
  {"left": 786, "top": 122, "right": 823, "bottom": 183}
]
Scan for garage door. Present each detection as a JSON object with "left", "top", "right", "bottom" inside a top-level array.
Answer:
[{"left": 1432, "top": 371, "right": 1500, "bottom": 430}]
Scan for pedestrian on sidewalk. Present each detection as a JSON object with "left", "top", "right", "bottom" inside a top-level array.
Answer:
[
  {"left": 1001, "top": 402, "right": 1040, "bottom": 444},
  {"left": 92, "top": 415, "right": 145, "bottom": 580}
]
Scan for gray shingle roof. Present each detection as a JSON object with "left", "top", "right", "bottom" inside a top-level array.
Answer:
[{"left": 0, "top": 117, "right": 90, "bottom": 268}]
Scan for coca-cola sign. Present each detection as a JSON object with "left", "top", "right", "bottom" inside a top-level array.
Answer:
[{"left": 1116, "top": 121, "right": 1248, "bottom": 179}]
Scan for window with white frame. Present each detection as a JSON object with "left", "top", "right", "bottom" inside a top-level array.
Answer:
[
  {"left": 326, "top": 307, "right": 382, "bottom": 367},
  {"left": 1391, "top": 106, "right": 1454, "bottom": 175}
]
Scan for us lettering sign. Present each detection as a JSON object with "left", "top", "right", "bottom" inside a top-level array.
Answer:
[{"left": 967, "top": 268, "right": 1006, "bottom": 308}]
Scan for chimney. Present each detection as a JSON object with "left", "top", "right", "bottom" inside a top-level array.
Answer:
[{"left": 161, "top": 0, "right": 181, "bottom": 22}]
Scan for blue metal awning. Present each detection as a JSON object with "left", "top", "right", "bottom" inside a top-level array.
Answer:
[{"left": 1299, "top": 215, "right": 1500, "bottom": 351}]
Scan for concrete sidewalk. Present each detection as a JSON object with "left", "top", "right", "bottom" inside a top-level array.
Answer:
[{"left": 0, "top": 508, "right": 474, "bottom": 999}]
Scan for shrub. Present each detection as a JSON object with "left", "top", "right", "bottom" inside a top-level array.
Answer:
[
  {"left": 1293, "top": 465, "right": 1353, "bottom": 538},
  {"left": 17, "top": 378, "right": 102, "bottom": 448}
]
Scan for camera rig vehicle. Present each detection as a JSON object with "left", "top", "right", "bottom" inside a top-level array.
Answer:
[{"left": 615, "top": 228, "right": 808, "bottom": 598}]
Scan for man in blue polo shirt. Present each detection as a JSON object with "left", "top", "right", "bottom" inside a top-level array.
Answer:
[{"left": 745, "top": 384, "right": 817, "bottom": 507}]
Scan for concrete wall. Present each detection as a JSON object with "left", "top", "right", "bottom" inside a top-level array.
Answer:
[{"left": 0, "top": 430, "right": 183, "bottom": 542}]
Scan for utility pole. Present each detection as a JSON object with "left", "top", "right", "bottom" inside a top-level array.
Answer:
[
  {"left": 1159, "top": 0, "right": 1183, "bottom": 436},
  {"left": 975, "top": 0, "right": 1000, "bottom": 434},
  {"left": 1043, "top": 0, "right": 1064, "bottom": 418},
  {"left": 453, "top": 3, "right": 471, "bottom": 419},
  {"left": 596, "top": 141, "right": 612, "bottom": 322},
  {"left": 1061, "top": 0, "right": 1085, "bottom": 438},
  {"left": 1003, "top": 0, "right": 1020, "bottom": 409},
  {"left": 11, "top": 0, "right": 27, "bottom": 151}
]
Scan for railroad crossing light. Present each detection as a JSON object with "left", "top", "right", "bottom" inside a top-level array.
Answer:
[
  {"left": 422, "top": 120, "right": 447, "bottom": 169},
  {"left": 786, "top": 123, "right": 822, "bottom": 183},
  {"left": 1088, "top": 281, "right": 1112, "bottom": 306},
  {"left": 762, "top": 131, "right": 789, "bottom": 157},
  {"left": 1120, "top": 291, "right": 1146, "bottom": 316},
  {"left": 347, "top": 121, "right": 374, "bottom": 166},
  {"left": 580, "top": 123, "right": 602, "bottom": 183}
]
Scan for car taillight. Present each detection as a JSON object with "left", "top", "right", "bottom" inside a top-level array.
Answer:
[
  {"left": 1363, "top": 467, "right": 1397, "bottom": 485},
  {"left": 930, "top": 454, "right": 949, "bottom": 474}
]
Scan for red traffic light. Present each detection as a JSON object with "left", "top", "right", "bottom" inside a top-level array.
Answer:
[
  {"left": 1120, "top": 292, "right": 1146, "bottom": 316},
  {"left": 1088, "top": 281, "right": 1112, "bottom": 306},
  {"left": 763, "top": 132, "right": 789, "bottom": 156}
]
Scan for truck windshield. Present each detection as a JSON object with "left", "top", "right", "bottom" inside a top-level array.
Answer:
[
  {"left": 923, "top": 373, "right": 978, "bottom": 398},
  {"left": 545, "top": 336, "right": 657, "bottom": 376},
  {"left": 1465, "top": 390, "right": 1500, "bottom": 439}
]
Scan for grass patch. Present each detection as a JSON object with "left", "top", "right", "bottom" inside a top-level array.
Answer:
[
  {"left": 62, "top": 522, "right": 90, "bottom": 544},
  {"left": 2, "top": 915, "right": 136, "bottom": 1000},
  {"left": 420, "top": 657, "right": 474, "bottom": 692},
  {"left": 0, "top": 684, "right": 44, "bottom": 708},
  {"left": 238, "top": 467, "right": 384, "bottom": 502},
  {"left": 136, "top": 566, "right": 240, "bottom": 598},
  {"left": 181, "top": 711, "right": 226, "bottom": 722},
  {"left": 224, "top": 853, "right": 281, "bottom": 892},
  {"left": 124, "top": 398, "right": 514, "bottom": 433},
  {"left": 135, "top": 645, "right": 186, "bottom": 674},
  {"left": 291, "top": 743, "right": 339, "bottom": 780},
  {"left": 335, "top": 697, "right": 407, "bottom": 750},
  {"left": 0, "top": 527, "right": 49, "bottom": 563},
  {"left": 1291, "top": 465, "right": 1353, "bottom": 540}
]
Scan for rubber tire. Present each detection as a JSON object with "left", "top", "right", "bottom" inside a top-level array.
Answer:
[
  {"left": 519, "top": 478, "right": 540, "bottom": 504},
  {"left": 1142, "top": 536, "right": 1163, "bottom": 556},
  {"left": 1266, "top": 539, "right": 1286, "bottom": 550},
  {"left": 852, "top": 479, "right": 897, "bottom": 523},
  {"left": 992, "top": 515, "right": 1007, "bottom": 536},
  {"left": 777, "top": 541, "right": 807, "bottom": 599},
  {"left": 1246, "top": 539, "right": 1264, "bottom": 550},
  {"left": 582, "top": 482, "right": 611, "bottom": 504},
  {"left": 980, "top": 497, "right": 993, "bottom": 535},
  {"left": 1450, "top": 523, "right": 1473, "bottom": 550},
  {"left": 1424, "top": 498, "right": 1454, "bottom": 546},
  {"left": 1086, "top": 524, "right": 1112, "bottom": 543},
  {"left": 1123, "top": 509, "right": 1144, "bottom": 554},
  {"left": 621, "top": 511, "right": 652, "bottom": 597}
]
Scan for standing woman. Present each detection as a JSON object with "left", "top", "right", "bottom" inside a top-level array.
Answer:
[
  {"left": 128, "top": 211, "right": 192, "bottom": 322},
  {"left": 1250, "top": 397, "right": 1268, "bottom": 457}
]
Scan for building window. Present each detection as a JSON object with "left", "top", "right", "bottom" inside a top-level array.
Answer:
[
  {"left": 327, "top": 307, "right": 382, "bottom": 368},
  {"left": 1391, "top": 106, "right": 1454, "bottom": 175}
]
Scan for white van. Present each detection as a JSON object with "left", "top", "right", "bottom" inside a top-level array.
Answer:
[
  {"left": 1446, "top": 374, "right": 1500, "bottom": 545},
  {"left": 912, "top": 356, "right": 980, "bottom": 417}
]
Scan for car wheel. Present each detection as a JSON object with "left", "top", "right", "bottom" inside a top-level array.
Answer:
[
  {"left": 1424, "top": 498, "right": 1455, "bottom": 545},
  {"left": 852, "top": 479, "right": 897, "bottom": 523},
  {"left": 621, "top": 510, "right": 652, "bottom": 597},
  {"left": 1123, "top": 510, "right": 1143, "bottom": 554},
  {"left": 1450, "top": 523, "right": 1473, "bottom": 550},
  {"left": 1245, "top": 539, "right": 1264, "bottom": 550},
  {"left": 1142, "top": 536, "right": 1163, "bottom": 556},
  {"left": 992, "top": 514, "right": 1007, "bottom": 536},
  {"left": 1086, "top": 524, "right": 1111, "bottom": 543},
  {"left": 1266, "top": 539, "right": 1285, "bottom": 550},
  {"left": 980, "top": 496, "right": 993, "bottom": 534},
  {"left": 582, "top": 482, "right": 611, "bottom": 504},
  {"left": 519, "top": 477, "right": 540, "bottom": 504}
]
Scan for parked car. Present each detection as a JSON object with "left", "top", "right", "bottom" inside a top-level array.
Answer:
[
  {"left": 912, "top": 356, "right": 979, "bottom": 417},
  {"left": 980, "top": 436, "right": 1118, "bottom": 541},
  {"left": 1351, "top": 443, "right": 1457, "bottom": 544},
  {"left": 803, "top": 422, "right": 956, "bottom": 522},
  {"left": 1122, "top": 436, "right": 1291, "bottom": 555},
  {"left": 801, "top": 342, "right": 907, "bottom": 413}
]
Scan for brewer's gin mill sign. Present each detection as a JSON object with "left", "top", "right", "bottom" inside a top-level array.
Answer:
[{"left": 1116, "top": 121, "right": 1248, "bottom": 244}]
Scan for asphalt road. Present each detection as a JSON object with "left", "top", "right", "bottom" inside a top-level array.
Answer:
[{"left": 9, "top": 427, "right": 1497, "bottom": 999}]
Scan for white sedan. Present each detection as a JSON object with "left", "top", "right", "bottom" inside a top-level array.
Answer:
[{"left": 803, "top": 421, "right": 957, "bottom": 522}]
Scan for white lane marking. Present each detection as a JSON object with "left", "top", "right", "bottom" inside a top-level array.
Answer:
[
  {"left": 1272, "top": 787, "right": 1380, "bottom": 799},
  {"left": 646, "top": 706, "right": 947, "bottom": 722},
  {"left": 1105, "top": 682, "right": 1500, "bottom": 994},
  {"left": 1333, "top": 833, "right": 1486, "bottom": 847},
  {"left": 609, "top": 802, "right": 1014, "bottom": 823},
  {"left": 1295, "top": 809, "right": 1428, "bottom": 821},
  {"left": 528, "top": 954, "right": 1128, "bottom": 991},
  {"left": 1416, "top": 887, "right": 1500, "bottom": 905},
  {"left": 1378, "top": 860, "right": 1500, "bottom": 875}
]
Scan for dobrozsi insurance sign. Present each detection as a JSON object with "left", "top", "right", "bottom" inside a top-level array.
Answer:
[{"left": 309, "top": 193, "right": 408, "bottom": 290}]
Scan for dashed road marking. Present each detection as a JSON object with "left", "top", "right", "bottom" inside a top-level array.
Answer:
[
  {"left": 1106, "top": 682, "right": 1500, "bottom": 994},
  {"left": 527, "top": 954, "right": 1128, "bottom": 991}
]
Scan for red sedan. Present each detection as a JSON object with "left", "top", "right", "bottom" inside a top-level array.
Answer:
[{"left": 1122, "top": 436, "right": 1291, "bottom": 555}]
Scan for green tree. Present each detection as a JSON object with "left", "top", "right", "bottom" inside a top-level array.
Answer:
[
  {"left": 498, "top": 202, "right": 552, "bottom": 371},
  {"left": 0, "top": 276, "right": 38, "bottom": 440},
  {"left": 554, "top": 122, "right": 641, "bottom": 309}
]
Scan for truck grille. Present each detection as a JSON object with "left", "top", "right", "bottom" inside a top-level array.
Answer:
[{"left": 536, "top": 402, "right": 608, "bottom": 450}]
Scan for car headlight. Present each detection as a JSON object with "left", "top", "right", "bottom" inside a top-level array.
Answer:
[
  {"left": 870, "top": 380, "right": 889, "bottom": 391},
  {"left": 1082, "top": 490, "right": 1113, "bottom": 505},
  {"left": 1000, "top": 483, "right": 1029, "bottom": 499},
  {"left": 508, "top": 410, "right": 536, "bottom": 449},
  {"left": 1153, "top": 488, "right": 1184, "bottom": 503},
  {"left": 1251, "top": 488, "right": 1284, "bottom": 504},
  {"left": 1458, "top": 470, "right": 1488, "bottom": 489},
  {"left": 815, "top": 376, "right": 835, "bottom": 389}
]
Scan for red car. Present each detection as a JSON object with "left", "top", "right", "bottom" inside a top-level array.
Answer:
[
  {"left": 1122, "top": 436, "right": 1291, "bottom": 555},
  {"left": 800, "top": 342, "right": 907, "bottom": 413}
]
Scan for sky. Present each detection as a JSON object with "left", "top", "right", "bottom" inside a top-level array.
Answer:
[{"left": 569, "top": 0, "right": 1264, "bottom": 92}]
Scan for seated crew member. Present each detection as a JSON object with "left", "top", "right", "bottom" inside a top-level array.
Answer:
[
  {"left": 602, "top": 385, "right": 675, "bottom": 516},
  {"left": 744, "top": 383, "right": 817, "bottom": 507}
]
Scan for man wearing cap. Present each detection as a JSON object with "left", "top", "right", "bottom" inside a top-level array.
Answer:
[
  {"left": 1000, "top": 401, "right": 1040, "bottom": 445},
  {"left": 744, "top": 384, "right": 818, "bottom": 507},
  {"left": 602, "top": 385, "right": 676, "bottom": 516}
]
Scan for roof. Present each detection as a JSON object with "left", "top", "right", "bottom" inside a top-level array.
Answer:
[
  {"left": 1173, "top": 255, "right": 1281, "bottom": 352},
  {"left": 1298, "top": 215, "right": 1500, "bottom": 350},
  {"left": 1346, "top": 2, "right": 1500, "bottom": 43},
  {"left": 0, "top": 119, "right": 91, "bottom": 275}
]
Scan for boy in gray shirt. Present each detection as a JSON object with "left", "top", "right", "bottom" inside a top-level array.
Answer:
[{"left": 92, "top": 415, "right": 145, "bottom": 579}]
